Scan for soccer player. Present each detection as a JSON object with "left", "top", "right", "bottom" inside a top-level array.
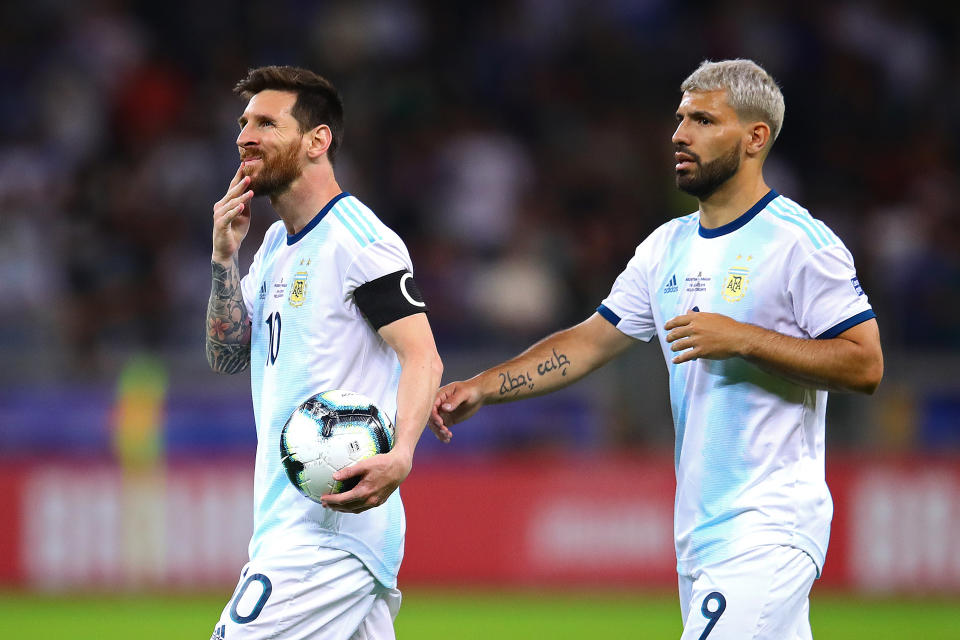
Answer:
[
  {"left": 206, "top": 66, "right": 443, "bottom": 639},
  {"left": 430, "top": 59, "right": 883, "bottom": 639}
]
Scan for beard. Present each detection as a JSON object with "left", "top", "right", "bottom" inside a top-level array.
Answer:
[
  {"left": 675, "top": 141, "right": 741, "bottom": 200},
  {"left": 243, "top": 140, "right": 302, "bottom": 196}
]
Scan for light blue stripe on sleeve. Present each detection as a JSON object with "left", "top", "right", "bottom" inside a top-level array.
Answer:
[
  {"left": 779, "top": 198, "right": 839, "bottom": 247},
  {"left": 770, "top": 199, "right": 830, "bottom": 246},
  {"left": 334, "top": 209, "right": 369, "bottom": 246},
  {"left": 778, "top": 198, "right": 841, "bottom": 247},
  {"left": 813, "top": 218, "right": 841, "bottom": 247},
  {"left": 767, "top": 201, "right": 825, "bottom": 250},
  {"left": 343, "top": 199, "right": 381, "bottom": 242},
  {"left": 339, "top": 204, "right": 375, "bottom": 244},
  {"left": 771, "top": 200, "right": 835, "bottom": 248}
]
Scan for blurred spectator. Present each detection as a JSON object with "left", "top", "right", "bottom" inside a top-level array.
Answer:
[
  {"left": 1, "top": 0, "right": 958, "bottom": 451},
  {"left": 427, "top": 114, "right": 534, "bottom": 253}
]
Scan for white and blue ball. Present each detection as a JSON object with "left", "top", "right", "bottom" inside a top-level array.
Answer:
[{"left": 280, "top": 389, "right": 395, "bottom": 502}]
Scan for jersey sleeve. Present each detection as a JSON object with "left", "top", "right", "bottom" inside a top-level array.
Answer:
[
  {"left": 788, "top": 243, "right": 875, "bottom": 339},
  {"left": 598, "top": 238, "right": 658, "bottom": 342},
  {"left": 343, "top": 236, "right": 424, "bottom": 329},
  {"left": 344, "top": 236, "right": 414, "bottom": 293}
]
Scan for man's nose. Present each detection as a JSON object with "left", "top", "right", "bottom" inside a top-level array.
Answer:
[
  {"left": 237, "top": 123, "right": 257, "bottom": 148},
  {"left": 672, "top": 121, "right": 690, "bottom": 146}
]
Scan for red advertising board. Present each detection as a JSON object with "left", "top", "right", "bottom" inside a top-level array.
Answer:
[
  {"left": 400, "top": 455, "right": 677, "bottom": 586},
  {"left": 0, "top": 467, "right": 25, "bottom": 583},
  {"left": 1, "top": 455, "right": 959, "bottom": 593},
  {"left": 824, "top": 457, "right": 960, "bottom": 593},
  {"left": 3, "top": 462, "right": 253, "bottom": 590}
]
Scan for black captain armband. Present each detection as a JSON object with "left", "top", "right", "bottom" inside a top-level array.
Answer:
[{"left": 353, "top": 270, "right": 428, "bottom": 330}]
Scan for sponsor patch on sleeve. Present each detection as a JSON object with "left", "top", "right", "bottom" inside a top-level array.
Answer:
[{"left": 851, "top": 276, "right": 864, "bottom": 296}]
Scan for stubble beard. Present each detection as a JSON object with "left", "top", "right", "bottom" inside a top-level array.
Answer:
[
  {"left": 675, "top": 142, "right": 742, "bottom": 200},
  {"left": 244, "top": 140, "right": 303, "bottom": 197}
]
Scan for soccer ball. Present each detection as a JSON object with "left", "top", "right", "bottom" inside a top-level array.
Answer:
[{"left": 280, "top": 389, "right": 395, "bottom": 502}]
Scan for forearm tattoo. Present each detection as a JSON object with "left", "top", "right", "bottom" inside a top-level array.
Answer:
[
  {"left": 206, "top": 258, "right": 251, "bottom": 374},
  {"left": 497, "top": 348, "right": 572, "bottom": 398}
]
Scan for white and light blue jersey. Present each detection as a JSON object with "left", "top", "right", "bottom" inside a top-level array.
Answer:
[
  {"left": 599, "top": 191, "right": 875, "bottom": 577},
  {"left": 239, "top": 192, "right": 412, "bottom": 588}
]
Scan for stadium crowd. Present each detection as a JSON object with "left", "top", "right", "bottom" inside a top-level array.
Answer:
[{"left": 1, "top": 1, "right": 958, "bottom": 447}]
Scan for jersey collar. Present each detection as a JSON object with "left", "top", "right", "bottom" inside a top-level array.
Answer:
[
  {"left": 287, "top": 192, "right": 351, "bottom": 245},
  {"left": 698, "top": 189, "right": 778, "bottom": 238}
]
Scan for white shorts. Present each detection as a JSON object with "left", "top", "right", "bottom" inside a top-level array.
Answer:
[
  {"left": 678, "top": 545, "right": 817, "bottom": 640},
  {"left": 210, "top": 546, "right": 401, "bottom": 640}
]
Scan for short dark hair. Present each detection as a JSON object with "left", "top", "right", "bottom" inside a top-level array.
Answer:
[{"left": 234, "top": 66, "right": 344, "bottom": 164}]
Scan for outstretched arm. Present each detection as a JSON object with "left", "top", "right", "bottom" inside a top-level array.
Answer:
[
  {"left": 665, "top": 311, "right": 883, "bottom": 394},
  {"left": 322, "top": 312, "right": 443, "bottom": 513},
  {"left": 430, "top": 312, "right": 637, "bottom": 435}
]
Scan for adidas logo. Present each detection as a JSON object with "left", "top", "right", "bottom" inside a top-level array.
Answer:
[
  {"left": 211, "top": 623, "right": 227, "bottom": 639},
  {"left": 259, "top": 282, "right": 267, "bottom": 300},
  {"left": 664, "top": 274, "right": 679, "bottom": 294}
]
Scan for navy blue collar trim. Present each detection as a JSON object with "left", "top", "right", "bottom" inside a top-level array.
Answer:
[
  {"left": 287, "top": 192, "right": 350, "bottom": 245},
  {"left": 698, "top": 189, "right": 778, "bottom": 238}
]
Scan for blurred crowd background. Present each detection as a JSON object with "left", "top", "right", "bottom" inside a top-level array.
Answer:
[{"left": 1, "top": 0, "right": 958, "bottom": 459}]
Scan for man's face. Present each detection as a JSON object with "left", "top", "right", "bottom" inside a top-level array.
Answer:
[
  {"left": 236, "top": 90, "right": 304, "bottom": 196},
  {"left": 672, "top": 89, "right": 744, "bottom": 200}
]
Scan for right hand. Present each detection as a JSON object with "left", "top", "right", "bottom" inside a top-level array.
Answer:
[
  {"left": 429, "top": 379, "right": 485, "bottom": 437},
  {"left": 212, "top": 166, "right": 254, "bottom": 263}
]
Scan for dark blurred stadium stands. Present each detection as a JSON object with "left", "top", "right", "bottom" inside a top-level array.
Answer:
[{"left": 1, "top": 0, "right": 958, "bottom": 456}]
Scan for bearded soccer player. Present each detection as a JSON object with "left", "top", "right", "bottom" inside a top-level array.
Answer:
[
  {"left": 431, "top": 59, "right": 882, "bottom": 639},
  {"left": 205, "top": 66, "right": 443, "bottom": 639}
]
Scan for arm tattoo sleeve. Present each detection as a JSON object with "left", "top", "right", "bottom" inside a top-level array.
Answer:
[{"left": 206, "top": 257, "right": 251, "bottom": 374}]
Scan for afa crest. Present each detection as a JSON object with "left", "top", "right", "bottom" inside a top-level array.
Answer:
[
  {"left": 722, "top": 266, "right": 749, "bottom": 302},
  {"left": 289, "top": 271, "right": 308, "bottom": 307}
]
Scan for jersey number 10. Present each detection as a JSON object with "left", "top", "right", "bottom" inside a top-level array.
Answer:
[{"left": 265, "top": 311, "right": 281, "bottom": 366}]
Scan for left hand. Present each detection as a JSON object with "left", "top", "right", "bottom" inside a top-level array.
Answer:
[
  {"left": 320, "top": 450, "right": 413, "bottom": 514},
  {"left": 664, "top": 310, "right": 751, "bottom": 364}
]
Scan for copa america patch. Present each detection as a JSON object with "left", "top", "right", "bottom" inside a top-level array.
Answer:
[{"left": 851, "top": 276, "right": 864, "bottom": 296}]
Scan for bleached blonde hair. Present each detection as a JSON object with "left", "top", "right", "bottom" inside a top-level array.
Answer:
[{"left": 681, "top": 59, "right": 785, "bottom": 142}]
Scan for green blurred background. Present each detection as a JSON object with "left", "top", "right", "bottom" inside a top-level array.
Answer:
[{"left": 4, "top": 590, "right": 960, "bottom": 639}]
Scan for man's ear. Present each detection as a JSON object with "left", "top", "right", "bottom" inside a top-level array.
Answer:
[
  {"left": 306, "top": 124, "right": 332, "bottom": 160},
  {"left": 745, "top": 121, "right": 772, "bottom": 157}
]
